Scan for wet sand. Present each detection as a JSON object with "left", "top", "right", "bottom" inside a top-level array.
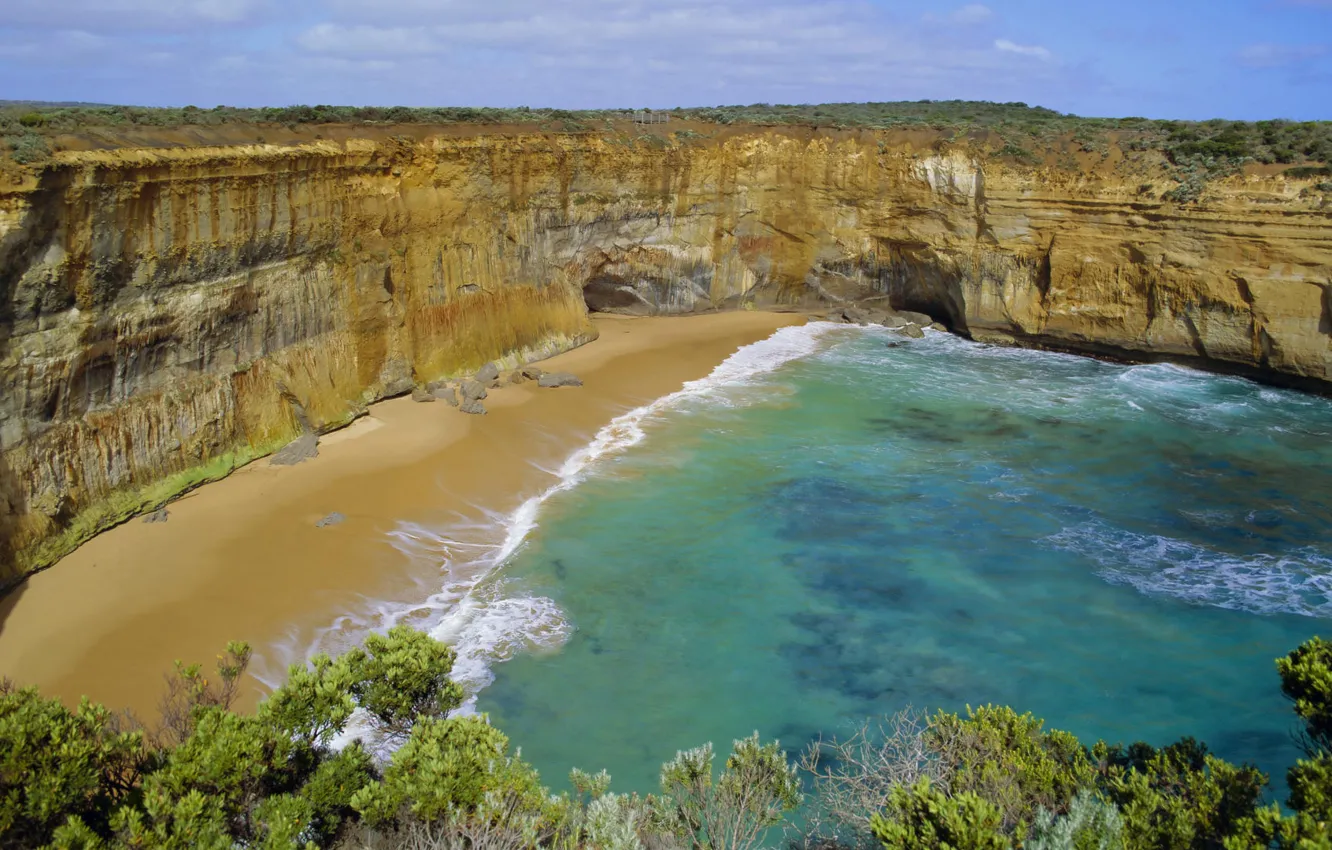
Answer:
[{"left": 0, "top": 312, "right": 802, "bottom": 716}]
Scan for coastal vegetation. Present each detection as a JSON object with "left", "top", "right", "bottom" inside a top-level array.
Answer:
[
  {"left": 3, "top": 100, "right": 1329, "bottom": 193},
  {"left": 3, "top": 628, "right": 1331, "bottom": 849}
]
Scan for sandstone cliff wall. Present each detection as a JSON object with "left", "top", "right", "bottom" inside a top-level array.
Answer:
[{"left": 1, "top": 129, "right": 1329, "bottom": 582}]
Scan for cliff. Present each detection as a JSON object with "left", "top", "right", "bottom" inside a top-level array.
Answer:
[{"left": 1, "top": 127, "right": 1329, "bottom": 583}]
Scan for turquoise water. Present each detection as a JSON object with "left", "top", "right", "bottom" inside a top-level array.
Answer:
[{"left": 461, "top": 325, "right": 1332, "bottom": 796}]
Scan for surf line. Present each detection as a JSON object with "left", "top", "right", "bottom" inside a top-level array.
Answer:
[{"left": 266, "top": 321, "right": 845, "bottom": 710}]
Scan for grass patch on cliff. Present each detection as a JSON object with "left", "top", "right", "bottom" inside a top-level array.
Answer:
[{"left": 9, "top": 442, "right": 279, "bottom": 584}]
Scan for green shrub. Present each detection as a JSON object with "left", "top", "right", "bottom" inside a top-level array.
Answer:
[
  {"left": 994, "top": 143, "right": 1039, "bottom": 164},
  {"left": 1095, "top": 738, "right": 1268, "bottom": 849},
  {"left": 870, "top": 779, "right": 1008, "bottom": 850},
  {"left": 6, "top": 132, "right": 51, "bottom": 165},
  {"left": 351, "top": 715, "right": 543, "bottom": 825},
  {"left": 1026, "top": 790, "right": 1124, "bottom": 850},
  {"left": 932, "top": 704, "right": 1094, "bottom": 836},
  {"left": 649, "top": 732, "right": 802, "bottom": 850},
  {"left": 1280, "top": 636, "right": 1332, "bottom": 754},
  {"left": 0, "top": 680, "right": 148, "bottom": 846},
  {"left": 8, "top": 630, "right": 1332, "bottom": 850},
  {"left": 346, "top": 625, "right": 465, "bottom": 741}
]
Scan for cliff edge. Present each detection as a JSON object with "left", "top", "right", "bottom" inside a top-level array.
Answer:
[{"left": 1, "top": 126, "right": 1329, "bottom": 583}]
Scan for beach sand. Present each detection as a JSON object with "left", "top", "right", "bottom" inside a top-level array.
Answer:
[{"left": 0, "top": 311, "right": 802, "bottom": 716}]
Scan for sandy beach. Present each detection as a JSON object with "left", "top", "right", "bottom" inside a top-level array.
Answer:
[{"left": 0, "top": 311, "right": 802, "bottom": 716}]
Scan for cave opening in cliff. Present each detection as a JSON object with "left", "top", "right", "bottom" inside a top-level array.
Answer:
[{"left": 582, "top": 274, "right": 651, "bottom": 315}]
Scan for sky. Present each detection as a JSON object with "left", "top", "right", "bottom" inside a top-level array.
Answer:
[{"left": 1, "top": 0, "right": 1329, "bottom": 120}]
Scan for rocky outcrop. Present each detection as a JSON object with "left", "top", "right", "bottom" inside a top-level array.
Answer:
[
  {"left": 1, "top": 127, "right": 1329, "bottom": 582},
  {"left": 537, "top": 372, "right": 583, "bottom": 388}
]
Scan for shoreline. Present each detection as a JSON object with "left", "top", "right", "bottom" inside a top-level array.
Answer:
[{"left": 0, "top": 311, "right": 802, "bottom": 716}]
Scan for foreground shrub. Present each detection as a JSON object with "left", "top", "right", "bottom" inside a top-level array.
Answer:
[
  {"left": 934, "top": 705, "right": 1094, "bottom": 837},
  {"left": 0, "top": 681, "right": 147, "bottom": 846},
  {"left": 648, "top": 733, "right": 802, "bottom": 850},
  {"left": 1026, "top": 791, "right": 1124, "bottom": 850},
  {"left": 5, "top": 631, "right": 1332, "bottom": 848},
  {"left": 869, "top": 779, "right": 1006, "bottom": 850}
]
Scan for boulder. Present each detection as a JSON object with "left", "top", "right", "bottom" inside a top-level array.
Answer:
[
  {"left": 507, "top": 371, "right": 529, "bottom": 385},
  {"left": 381, "top": 375, "right": 414, "bottom": 398},
  {"left": 143, "top": 508, "right": 169, "bottom": 524},
  {"left": 898, "top": 310, "right": 934, "bottom": 326},
  {"left": 903, "top": 324, "right": 925, "bottom": 339},
  {"left": 272, "top": 432, "right": 319, "bottom": 466},
  {"left": 460, "top": 380, "right": 489, "bottom": 402},
  {"left": 929, "top": 322, "right": 948, "bottom": 332},
  {"left": 433, "top": 386, "right": 459, "bottom": 406},
  {"left": 520, "top": 365, "right": 545, "bottom": 381},
  {"left": 426, "top": 379, "right": 449, "bottom": 392},
  {"left": 880, "top": 315, "right": 908, "bottom": 329},
  {"left": 476, "top": 362, "right": 501, "bottom": 384},
  {"left": 459, "top": 398, "right": 487, "bottom": 415},
  {"left": 411, "top": 386, "right": 436, "bottom": 403},
  {"left": 316, "top": 512, "right": 346, "bottom": 528},
  {"left": 538, "top": 372, "right": 583, "bottom": 388},
  {"left": 838, "top": 306, "right": 869, "bottom": 325}
]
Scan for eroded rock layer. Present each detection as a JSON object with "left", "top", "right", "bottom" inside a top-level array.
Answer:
[{"left": 1, "top": 129, "right": 1329, "bottom": 581}]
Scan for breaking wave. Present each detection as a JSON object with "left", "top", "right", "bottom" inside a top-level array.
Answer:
[
  {"left": 263, "top": 321, "right": 842, "bottom": 710},
  {"left": 1046, "top": 520, "right": 1332, "bottom": 618}
]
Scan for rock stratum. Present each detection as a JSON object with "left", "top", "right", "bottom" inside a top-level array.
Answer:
[{"left": 1, "top": 127, "right": 1329, "bottom": 583}]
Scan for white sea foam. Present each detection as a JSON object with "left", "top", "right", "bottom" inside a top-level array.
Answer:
[
  {"left": 268, "top": 321, "right": 842, "bottom": 713},
  {"left": 1046, "top": 521, "right": 1332, "bottom": 618}
]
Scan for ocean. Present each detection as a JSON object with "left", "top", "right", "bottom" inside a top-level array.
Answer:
[{"left": 296, "top": 323, "right": 1332, "bottom": 797}]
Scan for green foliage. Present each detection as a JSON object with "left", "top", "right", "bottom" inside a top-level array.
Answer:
[
  {"left": 650, "top": 733, "right": 802, "bottom": 850},
  {"left": 10, "top": 630, "right": 1332, "bottom": 850},
  {"left": 1280, "top": 637, "right": 1332, "bottom": 754},
  {"left": 584, "top": 792, "right": 647, "bottom": 850},
  {"left": 0, "top": 628, "right": 455, "bottom": 849},
  {"left": 1026, "top": 791, "right": 1124, "bottom": 850},
  {"left": 5, "top": 131, "right": 51, "bottom": 164},
  {"left": 1270, "top": 638, "right": 1332, "bottom": 842},
  {"left": 352, "top": 715, "right": 541, "bottom": 825},
  {"left": 1288, "top": 754, "right": 1332, "bottom": 824},
  {"left": 258, "top": 652, "right": 357, "bottom": 747},
  {"left": 993, "top": 143, "right": 1039, "bottom": 164},
  {"left": 294, "top": 744, "right": 376, "bottom": 844},
  {"left": 346, "top": 625, "right": 465, "bottom": 740},
  {"left": 0, "top": 681, "right": 147, "bottom": 847},
  {"left": 1, "top": 100, "right": 1327, "bottom": 175},
  {"left": 932, "top": 705, "right": 1094, "bottom": 836},
  {"left": 870, "top": 779, "right": 1008, "bottom": 850},
  {"left": 1094, "top": 737, "right": 1267, "bottom": 850}
]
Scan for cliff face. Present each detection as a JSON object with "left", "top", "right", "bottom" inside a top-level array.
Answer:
[{"left": 1, "top": 129, "right": 1329, "bottom": 582}]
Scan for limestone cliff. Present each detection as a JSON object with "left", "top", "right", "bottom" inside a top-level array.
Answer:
[{"left": 1, "top": 127, "right": 1329, "bottom": 583}]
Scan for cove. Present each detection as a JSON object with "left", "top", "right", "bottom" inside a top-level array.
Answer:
[{"left": 467, "top": 325, "right": 1332, "bottom": 795}]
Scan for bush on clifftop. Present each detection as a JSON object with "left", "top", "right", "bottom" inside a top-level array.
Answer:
[{"left": 4, "top": 633, "right": 1332, "bottom": 848}]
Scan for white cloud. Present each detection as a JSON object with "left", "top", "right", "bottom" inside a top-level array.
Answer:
[
  {"left": 949, "top": 4, "right": 994, "bottom": 25},
  {"left": 0, "top": 0, "right": 1087, "bottom": 110},
  {"left": 297, "top": 23, "right": 440, "bottom": 55},
  {"left": 2, "top": 0, "right": 265, "bottom": 28},
  {"left": 1237, "top": 42, "right": 1328, "bottom": 68},
  {"left": 995, "top": 39, "right": 1052, "bottom": 60}
]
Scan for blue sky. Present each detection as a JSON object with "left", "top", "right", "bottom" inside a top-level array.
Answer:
[{"left": 1, "top": 0, "right": 1328, "bottom": 119}]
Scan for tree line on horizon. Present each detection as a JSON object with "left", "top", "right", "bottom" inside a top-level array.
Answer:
[
  {"left": 2, "top": 624, "right": 1332, "bottom": 849},
  {"left": 2, "top": 100, "right": 1329, "bottom": 199}
]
